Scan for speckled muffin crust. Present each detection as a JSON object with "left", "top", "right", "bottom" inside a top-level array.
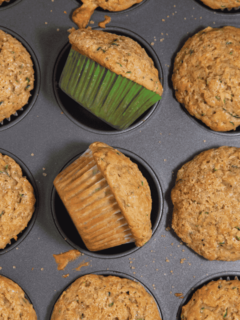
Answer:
[
  {"left": 0, "top": 275, "right": 37, "bottom": 319},
  {"left": 72, "top": 0, "right": 143, "bottom": 29},
  {"left": 172, "top": 26, "right": 240, "bottom": 132},
  {"left": 172, "top": 146, "right": 240, "bottom": 261},
  {"left": 200, "top": 0, "right": 240, "bottom": 9},
  {"left": 181, "top": 279, "right": 240, "bottom": 320},
  {"left": 51, "top": 274, "right": 161, "bottom": 320},
  {"left": 69, "top": 29, "right": 162, "bottom": 96},
  {"left": 0, "top": 30, "right": 34, "bottom": 122},
  {"left": 0, "top": 154, "right": 36, "bottom": 249}
]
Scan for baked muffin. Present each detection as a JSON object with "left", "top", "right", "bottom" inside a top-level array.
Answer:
[
  {"left": 0, "top": 275, "right": 37, "bottom": 319},
  {"left": 72, "top": 0, "right": 143, "bottom": 29},
  {"left": 53, "top": 142, "right": 152, "bottom": 251},
  {"left": 0, "top": 154, "right": 36, "bottom": 249},
  {"left": 181, "top": 279, "right": 240, "bottom": 319},
  {"left": 172, "top": 26, "right": 240, "bottom": 132},
  {"left": 199, "top": 0, "right": 240, "bottom": 9},
  {"left": 59, "top": 28, "right": 162, "bottom": 130},
  {"left": 172, "top": 146, "right": 240, "bottom": 261},
  {"left": 0, "top": 30, "right": 34, "bottom": 123},
  {"left": 51, "top": 274, "right": 161, "bottom": 320}
]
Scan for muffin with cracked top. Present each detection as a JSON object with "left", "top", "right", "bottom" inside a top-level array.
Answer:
[
  {"left": 0, "top": 275, "right": 37, "bottom": 319},
  {"left": 0, "top": 30, "right": 34, "bottom": 123},
  {"left": 172, "top": 26, "right": 240, "bottom": 132},
  {"left": 51, "top": 274, "right": 161, "bottom": 320},
  {"left": 172, "top": 146, "right": 240, "bottom": 261},
  {"left": 0, "top": 153, "right": 36, "bottom": 249},
  {"left": 181, "top": 279, "right": 240, "bottom": 320}
]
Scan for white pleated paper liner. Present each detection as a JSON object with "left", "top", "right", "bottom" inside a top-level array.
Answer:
[
  {"left": 54, "top": 148, "right": 135, "bottom": 251},
  {"left": 51, "top": 147, "right": 163, "bottom": 258}
]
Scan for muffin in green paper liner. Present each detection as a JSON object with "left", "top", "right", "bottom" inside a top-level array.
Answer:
[{"left": 59, "top": 28, "right": 163, "bottom": 130}]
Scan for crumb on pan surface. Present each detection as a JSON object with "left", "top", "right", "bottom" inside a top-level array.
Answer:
[
  {"left": 51, "top": 274, "right": 161, "bottom": 320},
  {"left": 53, "top": 142, "right": 152, "bottom": 251},
  {"left": 172, "top": 26, "right": 240, "bottom": 132},
  {"left": 0, "top": 154, "right": 36, "bottom": 249},
  {"left": 69, "top": 29, "right": 162, "bottom": 96},
  {"left": 200, "top": 0, "right": 240, "bottom": 9},
  {"left": 53, "top": 249, "right": 81, "bottom": 270},
  {"left": 98, "top": 15, "right": 111, "bottom": 28},
  {"left": 181, "top": 280, "right": 240, "bottom": 319},
  {"left": 0, "top": 30, "right": 34, "bottom": 123},
  {"left": 0, "top": 275, "right": 37, "bottom": 319},
  {"left": 72, "top": 0, "right": 143, "bottom": 29},
  {"left": 171, "top": 146, "right": 240, "bottom": 261}
]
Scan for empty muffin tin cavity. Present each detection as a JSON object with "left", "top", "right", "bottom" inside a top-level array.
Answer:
[
  {"left": 49, "top": 270, "right": 163, "bottom": 320},
  {"left": 175, "top": 272, "right": 240, "bottom": 320},
  {"left": 0, "top": 148, "right": 38, "bottom": 255},
  {"left": 0, "top": 26, "right": 40, "bottom": 132},
  {"left": 51, "top": 147, "right": 163, "bottom": 259},
  {"left": 52, "top": 26, "right": 163, "bottom": 135}
]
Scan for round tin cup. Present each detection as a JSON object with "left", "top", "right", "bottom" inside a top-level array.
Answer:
[
  {"left": 49, "top": 270, "right": 163, "bottom": 320},
  {"left": 0, "top": 26, "right": 41, "bottom": 131},
  {"left": 174, "top": 271, "right": 240, "bottom": 320},
  {"left": 51, "top": 147, "right": 163, "bottom": 259},
  {"left": 52, "top": 26, "right": 164, "bottom": 135},
  {"left": 0, "top": 274, "right": 38, "bottom": 317},
  {"left": 194, "top": 0, "right": 240, "bottom": 13},
  {"left": 180, "top": 103, "right": 240, "bottom": 137},
  {"left": 74, "top": 0, "right": 148, "bottom": 14},
  {"left": 0, "top": 0, "right": 22, "bottom": 10},
  {"left": 0, "top": 148, "right": 38, "bottom": 255}
]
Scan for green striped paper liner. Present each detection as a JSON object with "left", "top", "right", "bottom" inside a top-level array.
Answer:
[{"left": 59, "top": 48, "right": 161, "bottom": 130}]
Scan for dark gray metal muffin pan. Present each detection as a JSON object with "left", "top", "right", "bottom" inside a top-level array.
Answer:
[{"left": 1, "top": 0, "right": 240, "bottom": 319}]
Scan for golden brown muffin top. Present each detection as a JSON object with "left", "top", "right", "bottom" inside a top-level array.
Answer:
[
  {"left": 181, "top": 279, "right": 240, "bottom": 320},
  {"left": 72, "top": 0, "right": 143, "bottom": 29},
  {"left": 69, "top": 29, "right": 163, "bottom": 96},
  {"left": 0, "top": 30, "right": 34, "bottom": 122},
  {"left": 172, "top": 26, "right": 240, "bottom": 132},
  {"left": 0, "top": 275, "right": 37, "bottom": 319},
  {"left": 172, "top": 146, "right": 240, "bottom": 261},
  {"left": 200, "top": 0, "right": 240, "bottom": 9},
  {"left": 90, "top": 142, "right": 152, "bottom": 247},
  {"left": 51, "top": 274, "right": 161, "bottom": 320},
  {"left": 0, "top": 154, "right": 36, "bottom": 249}
]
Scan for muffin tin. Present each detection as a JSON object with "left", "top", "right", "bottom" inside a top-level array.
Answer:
[{"left": 1, "top": 0, "right": 240, "bottom": 319}]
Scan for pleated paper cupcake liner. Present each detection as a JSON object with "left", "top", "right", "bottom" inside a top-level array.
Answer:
[
  {"left": 54, "top": 149, "right": 135, "bottom": 251},
  {"left": 59, "top": 48, "right": 161, "bottom": 130}
]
